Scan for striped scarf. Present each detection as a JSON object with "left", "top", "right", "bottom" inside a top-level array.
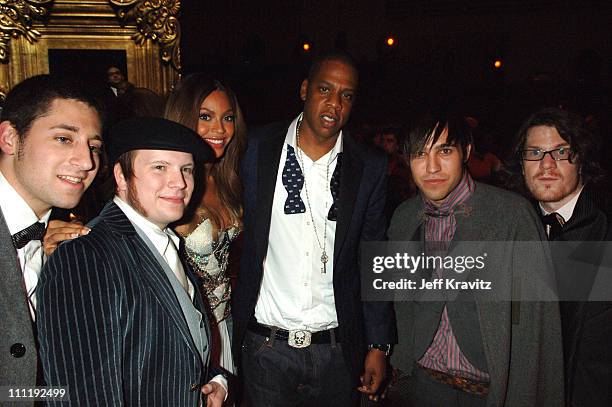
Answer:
[{"left": 422, "top": 171, "right": 475, "bottom": 244}]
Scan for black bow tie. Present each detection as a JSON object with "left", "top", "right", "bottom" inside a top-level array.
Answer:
[{"left": 12, "top": 222, "right": 46, "bottom": 249}]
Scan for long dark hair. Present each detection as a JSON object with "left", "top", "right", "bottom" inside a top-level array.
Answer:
[{"left": 164, "top": 73, "right": 246, "bottom": 232}]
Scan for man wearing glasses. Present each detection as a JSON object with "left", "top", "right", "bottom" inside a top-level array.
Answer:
[{"left": 514, "top": 107, "right": 612, "bottom": 407}]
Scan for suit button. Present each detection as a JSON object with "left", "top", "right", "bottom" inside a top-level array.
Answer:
[
  {"left": 10, "top": 343, "right": 26, "bottom": 358},
  {"left": 190, "top": 383, "right": 199, "bottom": 392}
]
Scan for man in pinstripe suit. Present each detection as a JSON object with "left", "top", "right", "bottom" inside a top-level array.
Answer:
[{"left": 37, "top": 118, "right": 227, "bottom": 406}]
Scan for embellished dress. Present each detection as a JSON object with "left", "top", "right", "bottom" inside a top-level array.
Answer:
[{"left": 183, "top": 218, "right": 239, "bottom": 373}]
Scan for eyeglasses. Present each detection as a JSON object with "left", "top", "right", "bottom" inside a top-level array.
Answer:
[{"left": 520, "top": 147, "right": 575, "bottom": 161}]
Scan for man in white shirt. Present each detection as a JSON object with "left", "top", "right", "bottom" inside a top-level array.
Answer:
[
  {"left": 234, "top": 52, "right": 396, "bottom": 406},
  {"left": 37, "top": 117, "right": 227, "bottom": 406},
  {"left": 0, "top": 75, "right": 103, "bottom": 395},
  {"left": 107, "top": 65, "right": 133, "bottom": 97},
  {"left": 514, "top": 107, "right": 612, "bottom": 407}
]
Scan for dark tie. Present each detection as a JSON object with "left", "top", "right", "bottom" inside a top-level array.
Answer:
[
  {"left": 541, "top": 213, "right": 564, "bottom": 240},
  {"left": 12, "top": 222, "right": 46, "bottom": 249},
  {"left": 327, "top": 153, "right": 342, "bottom": 221},
  {"left": 282, "top": 144, "right": 306, "bottom": 214}
]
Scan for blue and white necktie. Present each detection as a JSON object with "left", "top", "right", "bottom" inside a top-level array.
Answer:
[
  {"left": 282, "top": 145, "right": 306, "bottom": 214},
  {"left": 282, "top": 145, "right": 342, "bottom": 219},
  {"left": 327, "top": 153, "right": 342, "bottom": 221}
]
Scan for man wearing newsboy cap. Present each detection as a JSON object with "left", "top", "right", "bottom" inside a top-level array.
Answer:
[{"left": 36, "top": 117, "right": 227, "bottom": 406}]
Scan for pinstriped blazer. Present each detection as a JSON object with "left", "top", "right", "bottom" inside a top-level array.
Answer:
[{"left": 37, "top": 201, "right": 213, "bottom": 406}]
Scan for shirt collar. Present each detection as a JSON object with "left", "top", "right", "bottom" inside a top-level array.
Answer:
[
  {"left": 113, "top": 196, "right": 179, "bottom": 253},
  {"left": 539, "top": 185, "right": 584, "bottom": 222},
  {"left": 0, "top": 170, "right": 51, "bottom": 235},
  {"left": 285, "top": 113, "right": 343, "bottom": 164}
]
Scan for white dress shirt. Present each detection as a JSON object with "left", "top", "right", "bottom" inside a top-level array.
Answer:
[
  {"left": 540, "top": 185, "right": 584, "bottom": 236},
  {"left": 113, "top": 196, "right": 227, "bottom": 396},
  {"left": 0, "top": 170, "right": 50, "bottom": 320},
  {"left": 114, "top": 196, "right": 194, "bottom": 299},
  {"left": 254, "top": 113, "right": 342, "bottom": 332}
]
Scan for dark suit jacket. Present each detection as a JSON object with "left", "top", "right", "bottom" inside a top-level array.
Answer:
[
  {"left": 233, "top": 121, "right": 396, "bottom": 382},
  {"left": 37, "top": 201, "right": 216, "bottom": 406},
  {"left": 547, "top": 186, "right": 612, "bottom": 407},
  {"left": 0, "top": 208, "right": 38, "bottom": 406}
]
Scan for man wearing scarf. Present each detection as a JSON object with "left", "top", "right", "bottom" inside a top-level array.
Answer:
[{"left": 387, "top": 111, "right": 564, "bottom": 407}]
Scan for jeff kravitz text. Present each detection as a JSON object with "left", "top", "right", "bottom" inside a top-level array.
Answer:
[
  {"left": 373, "top": 278, "right": 492, "bottom": 290},
  {"left": 370, "top": 252, "right": 492, "bottom": 291}
]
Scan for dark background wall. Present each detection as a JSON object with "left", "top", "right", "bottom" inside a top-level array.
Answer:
[{"left": 179, "top": 0, "right": 612, "bottom": 155}]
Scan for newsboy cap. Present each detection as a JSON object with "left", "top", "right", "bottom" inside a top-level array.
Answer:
[{"left": 107, "top": 117, "right": 215, "bottom": 164}]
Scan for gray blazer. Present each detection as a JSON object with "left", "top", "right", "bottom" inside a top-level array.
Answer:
[
  {"left": 37, "top": 201, "right": 215, "bottom": 406},
  {"left": 389, "top": 182, "right": 564, "bottom": 407},
  {"left": 0, "top": 208, "right": 37, "bottom": 406}
]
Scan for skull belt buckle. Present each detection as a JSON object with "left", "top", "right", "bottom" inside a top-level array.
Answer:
[{"left": 288, "top": 330, "right": 311, "bottom": 348}]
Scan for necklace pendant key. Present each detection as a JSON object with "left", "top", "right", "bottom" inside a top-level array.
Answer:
[{"left": 321, "top": 252, "right": 329, "bottom": 273}]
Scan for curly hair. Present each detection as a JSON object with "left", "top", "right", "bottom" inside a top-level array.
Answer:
[{"left": 511, "top": 107, "right": 604, "bottom": 186}]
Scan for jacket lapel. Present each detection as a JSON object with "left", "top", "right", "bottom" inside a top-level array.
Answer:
[
  {"left": 102, "top": 202, "right": 200, "bottom": 359},
  {"left": 0, "top": 207, "right": 34, "bottom": 341},
  {"left": 559, "top": 186, "right": 607, "bottom": 241},
  {"left": 254, "top": 126, "right": 287, "bottom": 262},
  {"left": 333, "top": 137, "right": 363, "bottom": 267}
]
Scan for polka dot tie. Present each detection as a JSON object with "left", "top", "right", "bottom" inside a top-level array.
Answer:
[
  {"left": 281, "top": 145, "right": 342, "bottom": 220},
  {"left": 282, "top": 144, "right": 306, "bottom": 214},
  {"left": 327, "top": 153, "right": 342, "bottom": 221}
]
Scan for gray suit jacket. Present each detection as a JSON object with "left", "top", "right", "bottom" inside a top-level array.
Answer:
[
  {"left": 0, "top": 208, "right": 37, "bottom": 405},
  {"left": 37, "top": 201, "right": 213, "bottom": 406},
  {"left": 389, "top": 182, "right": 564, "bottom": 407}
]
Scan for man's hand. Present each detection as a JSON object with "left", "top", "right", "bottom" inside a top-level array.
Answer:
[
  {"left": 357, "top": 348, "right": 387, "bottom": 401},
  {"left": 201, "top": 381, "right": 227, "bottom": 407},
  {"left": 43, "top": 220, "right": 90, "bottom": 256}
]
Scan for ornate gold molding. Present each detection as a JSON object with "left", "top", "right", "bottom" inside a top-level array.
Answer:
[
  {"left": 1, "top": 0, "right": 180, "bottom": 98},
  {"left": 110, "top": 0, "right": 181, "bottom": 71},
  {"left": 0, "top": 0, "right": 53, "bottom": 63}
]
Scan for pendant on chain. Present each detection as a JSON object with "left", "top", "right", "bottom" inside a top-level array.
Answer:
[
  {"left": 320, "top": 251, "right": 329, "bottom": 273},
  {"left": 297, "top": 119, "right": 331, "bottom": 275}
]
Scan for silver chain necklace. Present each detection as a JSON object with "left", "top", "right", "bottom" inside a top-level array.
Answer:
[{"left": 295, "top": 120, "right": 330, "bottom": 274}]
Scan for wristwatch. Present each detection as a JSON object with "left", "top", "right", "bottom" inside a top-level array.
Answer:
[{"left": 367, "top": 344, "right": 392, "bottom": 356}]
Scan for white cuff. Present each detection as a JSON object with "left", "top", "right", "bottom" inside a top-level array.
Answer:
[{"left": 209, "top": 374, "right": 228, "bottom": 401}]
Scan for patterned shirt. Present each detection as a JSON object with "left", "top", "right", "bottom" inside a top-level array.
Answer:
[{"left": 417, "top": 171, "right": 490, "bottom": 381}]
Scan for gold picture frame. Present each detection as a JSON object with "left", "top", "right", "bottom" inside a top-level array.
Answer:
[{"left": 0, "top": 0, "right": 181, "bottom": 99}]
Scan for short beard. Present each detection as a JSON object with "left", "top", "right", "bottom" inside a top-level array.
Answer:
[
  {"left": 527, "top": 176, "right": 581, "bottom": 205},
  {"left": 126, "top": 181, "right": 148, "bottom": 218}
]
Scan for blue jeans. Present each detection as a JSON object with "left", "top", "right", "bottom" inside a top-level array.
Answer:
[{"left": 241, "top": 329, "right": 356, "bottom": 407}]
